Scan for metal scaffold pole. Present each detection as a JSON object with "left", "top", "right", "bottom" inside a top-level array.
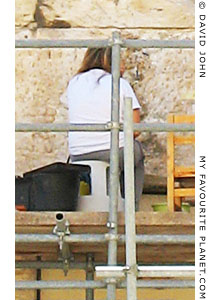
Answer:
[
  {"left": 107, "top": 31, "right": 121, "bottom": 300},
  {"left": 124, "top": 97, "right": 137, "bottom": 300},
  {"left": 15, "top": 39, "right": 194, "bottom": 49},
  {"left": 123, "top": 39, "right": 194, "bottom": 49},
  {"left": 86, "top": 254, "right": 94, "bottom": 300},
  {"left": 15, "top": 233, "right": 195, "bottom": 244},
  {"left": 15, "top": 122, "right": 195, "bottom": 133},
  {"left": 15, "top": 279, "right": 195, "bottom": 290},
  {"left": 15, "top": 39, "right": 110, "bottom": 48}
]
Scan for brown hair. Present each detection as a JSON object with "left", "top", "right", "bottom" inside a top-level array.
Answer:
[{"left": 77, "top": 47, "right": 112, "bottom": 74}]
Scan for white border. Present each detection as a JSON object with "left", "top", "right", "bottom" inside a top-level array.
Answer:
[{"left": 195, "top": 1, "right": 210, "bottom": 299}]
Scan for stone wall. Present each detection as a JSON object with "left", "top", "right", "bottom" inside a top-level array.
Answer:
[{"left": 15, "top": 0, "right": 195, "bottom": 176}]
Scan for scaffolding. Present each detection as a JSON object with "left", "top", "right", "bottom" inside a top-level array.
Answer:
[{"left": 15, "top": 32, "right": 195, "bottom": 300}]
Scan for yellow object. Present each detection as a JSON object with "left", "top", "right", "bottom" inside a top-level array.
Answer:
[{"left": 79, "top": 181, "right": 90, "bottom": 195}]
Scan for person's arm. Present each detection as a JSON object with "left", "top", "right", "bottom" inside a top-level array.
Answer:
[{"left": 133, "top": 109, "right": 140, "bottom": 138}]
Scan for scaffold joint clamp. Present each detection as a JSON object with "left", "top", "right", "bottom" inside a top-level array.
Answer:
[{"left": 53, "top": 213, "right": 72, "bottom": 276}]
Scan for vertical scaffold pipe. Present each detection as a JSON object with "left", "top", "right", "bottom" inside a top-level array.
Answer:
[
  {"left": 124, "top": 97, "right": 137, "bottom": 300},
  {"left": 86, "top": 254, "right": 94, "bottom": 300},
  {"left": 107, "top": 31, "right": 121, "bottom": 300}
]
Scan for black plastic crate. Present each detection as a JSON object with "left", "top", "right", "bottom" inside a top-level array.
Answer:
[
  {"left": 15, "top": 162, "right": 90, "bottom": 211},
  {"left": 15, "top": 176, "right": 32, "bottom": 210}
]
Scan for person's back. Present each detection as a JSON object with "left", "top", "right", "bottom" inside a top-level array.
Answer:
[
  {"left": 67, "top": 68, "right": 140, "bottom": 155},
  {"left": 66, "top": 47, "right": 144, "bottom": 210}
]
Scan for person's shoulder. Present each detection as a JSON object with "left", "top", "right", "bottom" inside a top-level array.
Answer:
[
  {"left": 68, "top": 73, "right": 80, "bottom": 87},
  {"left": 90, "top": 69, "right": 111, "bottom": 81},
  {"left": 120, "top": 78, "right": 133, "bottom": 91}
]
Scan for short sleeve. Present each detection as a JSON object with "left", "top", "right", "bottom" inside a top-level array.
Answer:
[{"left": 120, "top": 78, "right": 141, "bottom": 110}]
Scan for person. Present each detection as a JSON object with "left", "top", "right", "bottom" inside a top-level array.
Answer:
[{"left": 66, "top": 47, "right": 144, "bottom": 210}]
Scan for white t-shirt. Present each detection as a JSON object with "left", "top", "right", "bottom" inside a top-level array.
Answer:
[{"left": 67, "top": 69, "right": 141, "bottom": 155}]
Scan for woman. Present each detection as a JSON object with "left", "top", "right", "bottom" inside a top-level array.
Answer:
[{"left": 67, "top": 47, "right": 144, "bottom": 210}]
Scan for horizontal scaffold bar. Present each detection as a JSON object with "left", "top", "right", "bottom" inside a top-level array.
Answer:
[
  {"left": 133, "top": 123, "right": 195, "bottom": 132},
  {"left": 15, "top": 39, "right": 195, "bottom": 49},
  {"left": 15, "top": 279, "right": 195, "bottom": 289},
  {"left": 16, "top": 280, "right": 106, "bottom": 289},
  {"left": 15, "top": 261, "right": 195, "bottom": 269},
  {"left": 15, "top": 233, "right": 195, "bottom": 244},
  {"left": 15, "top": 261, "right": 102, "bottom": 269},
  {"left": 96, "top": 266, "right": 195, "bottom": 279},
  {"left": 121, "top": 279, "right": 195, "bottom": 288},
  {"left": 123, "top": 39, "right": 195, "bottom": 49},
  {"left": 15, "top": 39, "right": 110, "bottom": 48},
  {"left": 15, "top": 122, "right": 195, "bottom": 132},
  {"left": 15, "top": 123, "right": 110, "bottom": 132}
]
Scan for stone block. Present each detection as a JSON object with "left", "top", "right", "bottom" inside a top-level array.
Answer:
[
  {"left": 34, "top": 0, "right": 194, "bottom": 29},
  {"left": 15, "top": 0, "right": 37, "bottom": 27}
]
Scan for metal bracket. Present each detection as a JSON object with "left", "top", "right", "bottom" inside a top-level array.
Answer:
[
  {"left": 105, "top": 277, "right": 119, "bottom": 284},
  {"left": 105, "top": 121, "right": 120, "bottom": 130},
  {"left": 53, "top": 213, "right": 73, "bottom": 276},
  {"left": 96, "top": 266, "right": 131, "bottom": 279},
  {"left": 86, "top": 253, "right": 94, "bottom": 273},
  {"left": 126, "top": 264, "right": 138, "bottom": 277},
  {"left": 105, "top": 233, "right": 119, "bottom": 241},
  {"left": 106, "top": 221, "right": 116, "bottom": 229},
  {"left": 108, "top": 37, "right": 123, "bottom": 47}
]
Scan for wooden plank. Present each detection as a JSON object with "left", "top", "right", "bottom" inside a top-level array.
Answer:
[
  {"left": 15, "top": 243, "right": 195, "bottom": 264},
  {"left": 174, "top": 135, "right": 195, "bottom": 145},
  {"left": 174, "top": 188, "right": 195, "bottom": 197},
  {"left": 174, "top": 197, "right": 182, "bottom": 211},
  {"left": 174, "top": 115, "right": 195, "bottom": 124},
  {"left": 15, "top": 211, "right": 195, "bottom": 228},
  {"left": 175, "top": 166, "right": 195, "bottom": 178},
  {"left": 15, "top": 223, "right": 194, "bottom": 235},
  {"left": 167, "top": 114, "right": 175, "bottom": 212}
]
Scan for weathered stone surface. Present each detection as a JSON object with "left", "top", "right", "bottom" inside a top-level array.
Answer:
[
  {"left": 15, "top": 0, "right": 195, "bottom": 29},
  {"left": 15, "top": 28, "right": 194, "bottom": 176},
  {"left": 15, "top": 0, "right": 37, "bottom": 28},
  {"left": 34, "top": 0, "right": 194, "bottom": 28},
  {"left": 121, "top": 30, "right": 195, "bottom": 175},
  {"left": 15, "top": 44, "right": 85, "bottom": 174}
]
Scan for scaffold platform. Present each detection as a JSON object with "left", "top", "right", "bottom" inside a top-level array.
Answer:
[{"left": 16, "top": 211, "right": 194, "bottom": 265}]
